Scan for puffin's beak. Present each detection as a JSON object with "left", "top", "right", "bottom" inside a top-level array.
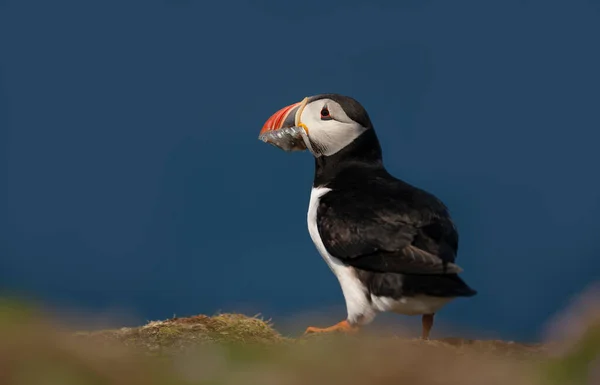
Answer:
[
  {"left": 258, "top": 97, "right": 312, "bottom": 153},
  {"left": 259, "top": 97, "right": 309, "bottom": 135}
]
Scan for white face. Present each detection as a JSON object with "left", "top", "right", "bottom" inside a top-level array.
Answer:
[{"left": 297, "top": 98, "right": 369, "bottom": 157}]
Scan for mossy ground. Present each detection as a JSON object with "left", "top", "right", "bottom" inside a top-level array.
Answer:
[
  {"left": 74, "top": 313, "right": 286, "bottom": 354},
  {"left": 0, "top": 297, "right": 598, "bottom": 385}
]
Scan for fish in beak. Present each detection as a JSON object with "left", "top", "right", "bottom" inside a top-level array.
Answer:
[{"left": 258, "top": 97, "right": 314, "bottom": 153}]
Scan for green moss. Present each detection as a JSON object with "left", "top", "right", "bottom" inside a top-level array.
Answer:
[
  {"left": 73, "top": 312, "right": 285, "bottom": 356},
  {"left": 156, "top": 324, "right": 183, "bottom": 341},
  {"left": 540, "top": 320, "right": 600, "bottom": 385},
  {"left": 0, "top": 297, "right": 37, "bottom": 327}
]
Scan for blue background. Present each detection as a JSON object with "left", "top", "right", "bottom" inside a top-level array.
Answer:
[{"left": 1, "top": 0, "right": 599, "bottom": 342}]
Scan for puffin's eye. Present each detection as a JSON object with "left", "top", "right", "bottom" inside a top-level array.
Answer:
[{"left": 320, "top": 107, "right": 332, "bottom": 120}]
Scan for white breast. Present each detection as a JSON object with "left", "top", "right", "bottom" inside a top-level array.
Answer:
[{"left": 306, "top": 187, "right": 376, "bottom": 325}]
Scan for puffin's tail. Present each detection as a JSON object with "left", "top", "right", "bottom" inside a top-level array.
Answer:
[{"left": 403, "top": 274, "right": 477, "bottom": 298}]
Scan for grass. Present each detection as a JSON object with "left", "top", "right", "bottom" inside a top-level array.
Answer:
[
  {"left": 74, "top": 313, "right": 286, "bottom": 354},
  {"left": 0, "top": 296, "right": 598, "bottom": 385}
]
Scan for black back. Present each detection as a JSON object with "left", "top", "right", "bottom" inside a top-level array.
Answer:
[{"left": 311, "top": 94, "right": 463, "bottom": 276}]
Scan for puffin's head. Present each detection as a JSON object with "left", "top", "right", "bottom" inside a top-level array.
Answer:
[{"left": 258, "top": 94, "right": 373, "bottom": 157}]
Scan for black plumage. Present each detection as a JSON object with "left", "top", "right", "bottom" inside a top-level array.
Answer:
[{"left": 311, "top": 100, "right": 476, "bottom": 301}]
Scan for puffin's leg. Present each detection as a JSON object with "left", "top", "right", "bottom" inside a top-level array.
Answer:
[
  {"left": 304, "top": 320, "right": 359, "bottom": 335},
  {"left": 421, "top": 313, "right": 435, "bottom": 340}
]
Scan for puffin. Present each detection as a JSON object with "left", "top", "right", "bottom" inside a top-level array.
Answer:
[{"left": 258, "top": 94, "right": 476, "bottom": 339}]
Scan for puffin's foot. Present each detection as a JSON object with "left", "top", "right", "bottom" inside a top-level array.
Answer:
[
  {"left": 421, "top": 313, "right": 435, "bottom": 340},
  {"left": 304, "top": 320, "right": 359, "bottom": 335}
]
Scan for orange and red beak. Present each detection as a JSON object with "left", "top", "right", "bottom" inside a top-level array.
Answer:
[
  {"left": 258, "top": 97, "right": 311, "bottom": 152},
  {"left": 259, "top": 97, "right": 309, "bottom": 136},
  {"left": 260, "top": 102, "right": 301, "bottom": 136}
]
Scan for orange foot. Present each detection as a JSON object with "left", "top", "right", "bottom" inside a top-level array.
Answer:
[{"left": 304, "top": 320, "right": 359, "bottom": 335}]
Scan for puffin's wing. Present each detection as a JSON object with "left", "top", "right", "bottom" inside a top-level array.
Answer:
[
  {"left": 317, "top": 190, "right": 462, "bottom": 275},
  {"left": 342, "top": 244, "right": 463, "bottom": 275}
]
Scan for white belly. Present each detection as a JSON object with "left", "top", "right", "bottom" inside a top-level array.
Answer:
[{"left": 371, "top": 294, "right": 454, "bottom": 316}]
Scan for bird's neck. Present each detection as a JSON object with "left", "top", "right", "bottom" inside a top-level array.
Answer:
[{"left": 313, "top": 128, "right": 385, "bottom": 187}]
